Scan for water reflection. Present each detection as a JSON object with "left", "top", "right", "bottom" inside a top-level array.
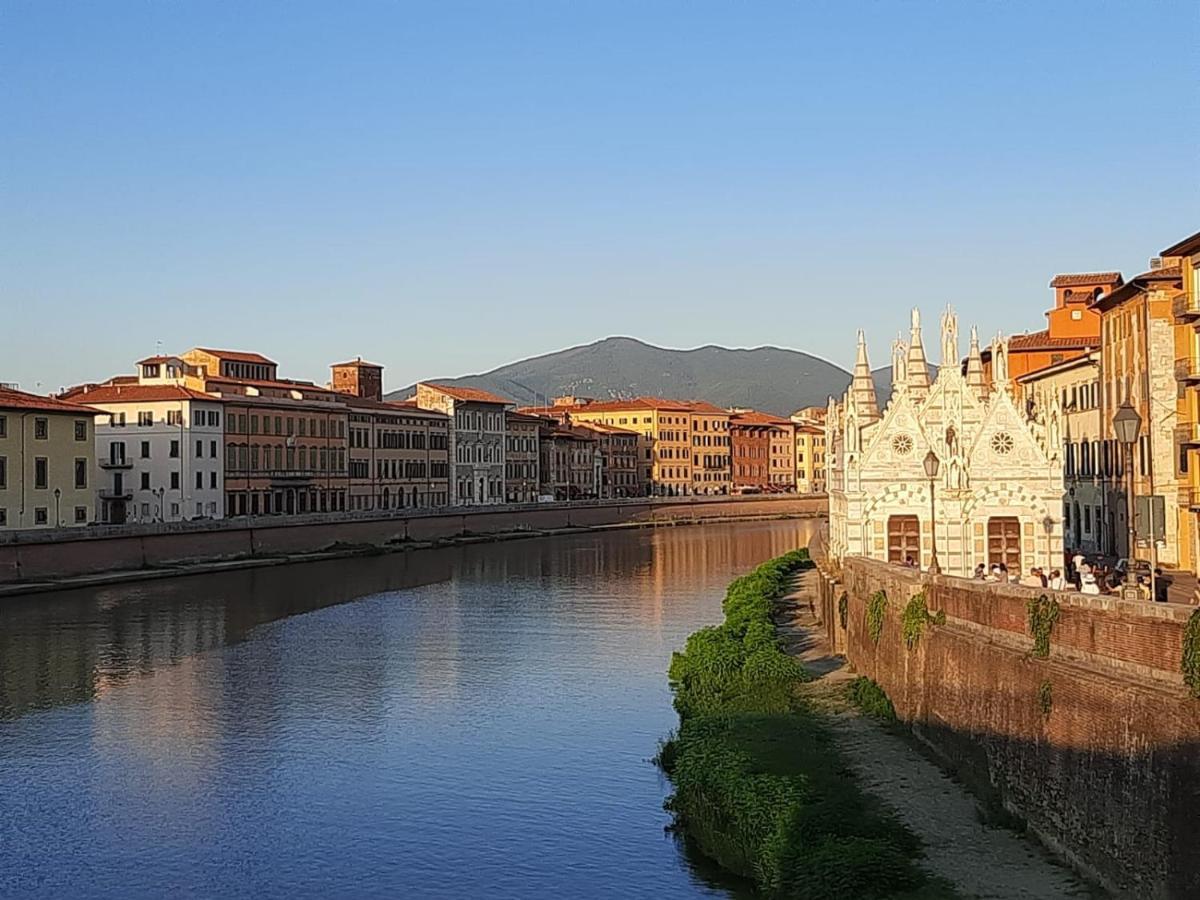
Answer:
[{"left": 0, "top": 520, "right": 815, "bottom": 899}]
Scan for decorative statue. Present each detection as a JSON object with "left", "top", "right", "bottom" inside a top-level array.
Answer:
[
  {"left": 892, "top": 333, "right": 908, "bottom": 386},
  {"left": 991, "top": 333, "right": 1009, "bottom": 385}
]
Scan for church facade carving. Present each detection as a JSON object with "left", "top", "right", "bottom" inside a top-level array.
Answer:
[{"left": 827, "top": 307, "right": 1064, "bottom": 577}]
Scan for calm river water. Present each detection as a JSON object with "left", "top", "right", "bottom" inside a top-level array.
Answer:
[{"left": 0, "top": 520, "right": 815, "bottom": 899}]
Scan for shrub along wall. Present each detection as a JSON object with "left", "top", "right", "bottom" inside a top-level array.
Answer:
[
  {"left": 660, "top": 550, "right": 944, "bottom": 899},
  {"left": 834, "top": 556, "right": 1200, "bottom": 900}
]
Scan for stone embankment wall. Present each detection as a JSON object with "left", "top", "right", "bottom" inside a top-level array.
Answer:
[
  {"left": 812, "top": 550, "right": 1200, "bottom": 900},
  {"left": 0, "top": 495, "right": 823, "bottom": 585}
]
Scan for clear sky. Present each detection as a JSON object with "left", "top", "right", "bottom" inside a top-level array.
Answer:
[{"left": 3, "top": 1, "right": 1197, "bottom": 394}]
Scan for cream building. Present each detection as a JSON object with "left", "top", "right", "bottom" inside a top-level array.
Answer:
[
  {"left": 828, "top": 308, "right": 1064, "bottom": 577},
  {"left": 0, "top": 387, "right": 99, "bottom": 529},
  {"left": 1016, "top": 351, "right": 1115, "bottom": 558}
]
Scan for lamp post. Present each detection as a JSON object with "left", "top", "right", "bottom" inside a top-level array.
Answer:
[
  {"left": 1042, "top": 514, "right": 1055, "bottom": 575},
  {"left": 924, "top": 449, "right": 941, "bottom": 575},
  {"left": 53, "top": 488, "right": 61, "bottom": 528},
  {"left": 1112, "top": 402, "right": 1142, "bottom": 572}
]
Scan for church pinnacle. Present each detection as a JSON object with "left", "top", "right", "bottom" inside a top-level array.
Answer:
[
  {"left": 966, "top": 325, "right": 987, "bottom": 400},
  {"left": 906, "top": 307, "right": 931, "bottom": 395},
  {"left": 852, "top": 329, "right": 880, "bottom": 422}
]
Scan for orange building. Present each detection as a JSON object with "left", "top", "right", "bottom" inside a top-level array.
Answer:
[
  {"left": 685, "top": 401, "right": 732, "bottom": 495},
  {"left": 730, "top": 411, "right": 794, "bottom": 492},
  {"left": 984, "top": 272, "right": 1123, "bottom": 387}
]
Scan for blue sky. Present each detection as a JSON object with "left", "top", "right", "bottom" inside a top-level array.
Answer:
[{"left": 3, "top": 1, "right": 1197, "bottom": 393}]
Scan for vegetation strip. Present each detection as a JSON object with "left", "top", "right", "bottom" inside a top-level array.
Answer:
[{"left": 658, "top": 550, "right": 942, "bottom": 898}]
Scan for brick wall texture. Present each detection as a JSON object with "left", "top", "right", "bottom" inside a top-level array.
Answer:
[{"left": 822, "top": 556, "right": 1200, "bottom": 899}]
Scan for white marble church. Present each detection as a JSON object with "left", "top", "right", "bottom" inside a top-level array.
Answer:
[{"left": 827, "top": 308, "right": 1064, "bottom": 578}]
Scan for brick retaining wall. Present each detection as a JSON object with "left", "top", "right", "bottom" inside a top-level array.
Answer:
[{"left": 815, "top": 554, "right": 1200, "bottom": 899}]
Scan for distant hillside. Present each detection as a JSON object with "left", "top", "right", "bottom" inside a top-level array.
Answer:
[{"left": 388, "top": 336, "right": 879, "bottom": 417}]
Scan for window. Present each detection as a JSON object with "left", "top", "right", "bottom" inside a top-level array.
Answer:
[
  {"left": 887, "top": 515, "right": 921, "bottom": 564},
  {"left": 0, "top": 415, "right": 5, "bottom": 437},
  {"left": 34, "top": 457, "right": 48, "bottom": 489},
  {"left": 141, "top": 472, "right": 151, "bottom": 490},
  {"left": 196, "top": 440, "right": 204, "bottom": 458},
  {"left": 170, "top": 472, "right": 180, "bottom": 489},
  {"left": 0, "top": 456, "right": 4, "bottom": 488},
  {"left": 74, "top": 420, "right": 87, "bottom": 441},
  {"left": 170, "top": 440, "right": 180, "bottom": 458},
  {"left": 138, "top": 411, "right": 153, "bottom": 427},
  {"left": 209, "top": 411, "right": 220, "bottom": 427},
  {"left": 170, "top": 502, "right": 180, "bottom": 518},
  {"left": 196, "top": 471, "right": 204, "bottom": 489},
  {"left": 210, "top": 472, "right": 217, "bottom": 489},
  {"left": 167, "top": 410, "right": 182, "bottom": 426},
  {"left": 210, "top": 440, "right": 218, "bottom": 458},
  {"left": 34, "top": 417, "right": 48, "bottom": 439},
  {"left": 987, "top": 517, "right": 1022, "bottom": 570},
  {"left": 141, "top": 441, "right": 151, "bottom": 458},
  {"left": 194, "top": 410, "right": 206, "bottom": 427},
  {"left": 74, "top": 458, "right": 87, "bottom": 489},
  {"left": 0, "top": 508, "right": 6, "bottom": 526},
  {"left": 35, "top": 508, "right": 47, "bottom": 525},
  {"left": 74, "top": 506, "right": 87, "bottom": 523}
]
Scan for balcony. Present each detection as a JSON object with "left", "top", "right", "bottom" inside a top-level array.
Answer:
[
  {"left": 1173, "top": 293, "right": 1200, "bottom": 322},
  {"left": 98, "top": 487, "right": 132, "bottom": 500},
  {"left": 98, "top": 458, "right": 133, "bottom": 469},
  {"left": 1175, "top": 357, "right": 1200, "bottom": 383}
]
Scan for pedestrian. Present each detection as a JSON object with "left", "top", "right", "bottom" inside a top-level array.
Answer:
[
  {"left": 1154, "top": 568, "right": 1169, "bottom": 603},
  {"left": 1080, "top": 568, "right": 1100, "bottom": 595},
  {"left": 1022, "top": 568, "right": 1043, "bottom": 588},
  {"left": 973, "top": 563, "right": 986, "bottom": 580},
  {"left": 986, "top": 565, "right": 1001, "bottom": 583},
  {"left": 1048, "top": 569, "right": 1064, "bottom": 591}
]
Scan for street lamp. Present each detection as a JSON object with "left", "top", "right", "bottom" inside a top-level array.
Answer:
[
  {"left": 924, "top": 449, "right": 941, "bottom": 575},
  {"left": 53, "top": 488, "right": 61, "bottom": 528},
  {"left": 1112, "top": 402, "right": 1142, "bottom": 567},
  {"left": 1042, "top": 514, "right": 1055, "bottom": 575}
]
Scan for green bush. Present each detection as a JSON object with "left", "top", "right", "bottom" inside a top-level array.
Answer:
[
  {"left": 849, "top": 676, "right": 897, "bottom": 722},
  {"left": 661, "top": 551, "right": 930, "bottom": 898}
]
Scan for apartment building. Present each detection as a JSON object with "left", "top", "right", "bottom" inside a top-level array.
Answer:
[
  {"left": 0, "top": 387, "right": 98, "bottom": 530},
  {"left": 1165, "top": 230, "right": 1200, "bottom": 585},
  {"left": 415, "top": 383, "right": 509, "bottom": 506},
  {"left": 538, "top": 424, "right": 600, "bottom": 500},
  {"left": 576, "top": 422, "right": 642, "bottom": 498},
  {"left": 505, "top": 412, "right": 542, "bottom": 503},
  {"left": 730, "top": 411, "right": 787, "bottom": 492},
  {"left": 686, "top": 401, "right": 732, "bottom": 495},
  {"left": 62, "top": 376, "right": 225, "bottom": 524},
  {"left": 793, "top": 423, "right": 827, "bottom": 494},
  {"left": 343, "top": 397, "right": 450, "bottom": 511},
  {"left": 1094, "top": 258, "right": 1188, "bottom": 569}
]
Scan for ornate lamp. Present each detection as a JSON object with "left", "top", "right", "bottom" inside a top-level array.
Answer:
[{"left": 924, "top": 450, "right": 941, "bottom": 575}]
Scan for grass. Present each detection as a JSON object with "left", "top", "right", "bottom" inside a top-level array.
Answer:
[{"left": 659, "top": 550, "right": 949, "bottom": 899}]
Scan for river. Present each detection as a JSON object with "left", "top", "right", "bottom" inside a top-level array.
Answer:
[{"left": 0, "top": 520, "right": 816, "bottom": 899}]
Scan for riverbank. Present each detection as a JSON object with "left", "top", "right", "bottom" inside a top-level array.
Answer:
[
  {"left": 657, "top": 550, "right": 947, "bottom": 899},
  {"left": 0, "top": 510, "right": 815, "bottom": 599}
]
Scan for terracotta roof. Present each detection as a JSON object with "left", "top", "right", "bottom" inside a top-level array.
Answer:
[
  {"left": 505, "top": 411, "right": 547, "bottom": 425},
  {"left": 419, "top": 383, "right": 511, "bottom": 405},
  {"left": 731, "top": 410, "right": 793, "bottom": 427},
  {"left": 193, "top": 348, "right": 277, "bottom": 365},
  {"left": 1091, "top": 266, "right": 1184, "bottom": 311},
  {"left": 685, "top": 400, "right": 731, "bottom": 415},
  {"left": 575, "top": 421, "right": 637, "bottom": 435},
  {"left": 1, "top": 386, "right": 101, "bottom": 415},
  {"left": 61, "top": 383, "right": 219, "bottom": 404},
  {"left": 205, "top": 375, "right": 333, "bottom": 393},
  {"left": 342, "top": 395, "right": 448, "bottom": 417},
  {"left": 1049, "top": 272, "right": 1123, "bottom": 288},
  {"left": 331, "top": 357, "right": 383, "bottom": 369},
  {"left": 136, "top": 355, "right": 182, "bottom": 365},
  {"left": 795, "top": 423, "right": 824, "bottom": 435},
  {"left": 1007, "top": 330, "right": 1098, "bottom": 351},
  {"left": 1160, "top": 230, "right": 1200, "bottom": 259}
]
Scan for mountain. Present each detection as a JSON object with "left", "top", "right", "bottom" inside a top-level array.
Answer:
[{"left": 387, "top": 336, "right": 867, "bottom": 417}]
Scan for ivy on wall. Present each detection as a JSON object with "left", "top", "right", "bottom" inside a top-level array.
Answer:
[
  {"left": 1037, "top": 679, "right": 1053, "bottom": 719},
  {"left": 1183, "top": 609, "right": 1200, "bottom": 699},
  {"left": 900, "top": 592, "right": 946, "bottom": 651},
  {"left": 1026, "top": 594, "right": 1060, "bottom": 659},
  {"left": 838, "top": 592, "right": 849, "bottom": 631},
  {"left": 866, "top": 590, "right": 887, "bottom": 645}
]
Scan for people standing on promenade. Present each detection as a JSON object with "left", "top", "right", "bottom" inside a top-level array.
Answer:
[{"left": 1048, "top": 569, "right": 1064, "bottom": 591}]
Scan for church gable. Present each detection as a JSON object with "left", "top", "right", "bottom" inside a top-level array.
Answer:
[
  {"left": 966, "top": 386, "right": 1052, "bottom": 472},
  {"left": 857, "top": 396, "right": 930, "bottom": 480}
]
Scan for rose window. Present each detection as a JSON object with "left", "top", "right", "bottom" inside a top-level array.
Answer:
[
  {"left": 891, "top": 434, "right": 913, "bottom": 456},
  {"left": 991, "top": 432, "right": 1014, "bottom": 455}
]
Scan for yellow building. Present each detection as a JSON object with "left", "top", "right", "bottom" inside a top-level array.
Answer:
[
  {"left": 793, "top": 421, "right": 826, "bottom": 493},
  {"left": 1093, "top": 246, "right": 1189, "bottom": 573},
  {"left": 563, "top": 398, "right": 694, "bottom": 496},
  {"left": 0, "top": 387, "right": 100, "bottom": 529},
  {"left": 685, "top": 401, "right": 732, "bottom": 495},
  {"left": 1166, "top": 230, "right": 1200, "bottom": 588}
]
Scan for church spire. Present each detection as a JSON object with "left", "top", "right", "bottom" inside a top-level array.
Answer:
[
  {"left": 852, "top": 329, "right": 880, "bottom": 422},
  {"left": 906, "top": 307, "right": 931, "bottom": 396},
  {"left": 966, "top": 325, "right": 987, "bottom": 400}
]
